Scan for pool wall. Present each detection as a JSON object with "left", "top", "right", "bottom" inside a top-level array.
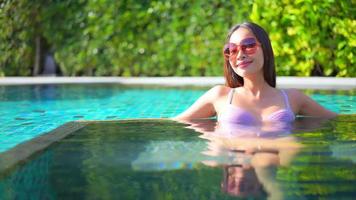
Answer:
[{"left": 0, "top": 121, "right": 88, "bottom": 173}]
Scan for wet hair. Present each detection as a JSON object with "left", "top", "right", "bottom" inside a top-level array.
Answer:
[{"left": 223, "top": 22, "right": 276, "bottom": 88}]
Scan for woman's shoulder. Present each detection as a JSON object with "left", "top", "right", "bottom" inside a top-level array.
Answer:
[
  {"left": 199, "top": 85, "right": 233, "bottom": 102},
  {"left": 282, "top": 88, "right": 309, "bottom": 107},
  {"left": 283, "top": 88, "right": 306, "bottom": 99},
  {"left": 207, "top": 85, "right": 233, "bottom": 98}
]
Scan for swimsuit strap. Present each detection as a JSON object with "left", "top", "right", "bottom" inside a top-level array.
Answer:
[
  {"left": 281, "top": 90, "right": 292, "bottom": 111},
  {"left": 227, "top": 88, "right": 235, "bottom": 104}
]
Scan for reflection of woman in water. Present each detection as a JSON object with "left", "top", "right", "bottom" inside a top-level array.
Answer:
[
  {"left": 186, "top": 119, "right": 303, "bottom": 199},
  {"left": 221, "top": 165, "right": 266, "bottom": 198}
]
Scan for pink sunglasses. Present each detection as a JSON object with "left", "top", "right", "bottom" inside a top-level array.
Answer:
[{"left": 224, "top": 38, "right": 260, "bottom": 58}]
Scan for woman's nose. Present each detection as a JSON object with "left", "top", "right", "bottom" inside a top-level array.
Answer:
[{"left": 237, "top": 50, "right": 247, "bottom": 60}]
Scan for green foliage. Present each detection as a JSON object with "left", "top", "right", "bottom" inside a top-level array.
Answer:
[
  {"left": 39, "top": 0, "right": 251, "bottom": 76},
  {"left": 0, "top": 0, "right": 354, "bottom": 76},
  {"left": 250, "top": 0, "right": 356, "bottom": 76},
  {"left": 0, "top": 0, "right": 42, "bottom": 76}
]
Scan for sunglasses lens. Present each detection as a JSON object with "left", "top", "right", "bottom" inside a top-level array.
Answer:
[
  {"left": 230, "top": 45, "right": 238, "bottom": 55},
  {"left": 242, "top": 43, "right": 257, "bottom": 54},
  {"left": 241, "top": 38, "right": 257, "bottom": 54},
  {"left": 224, "top": 44, "right": 237, "bottom": 57}
]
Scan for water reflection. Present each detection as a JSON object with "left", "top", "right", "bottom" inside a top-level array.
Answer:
[
  {"left": 221, "top": 165, "right": 265, "bottom": 198},
  {"left": 181, "top": 118, "right": 330, "bottom": 199},
  {"left": 0, "top": 118, "right": 354, "bottom": 199}
]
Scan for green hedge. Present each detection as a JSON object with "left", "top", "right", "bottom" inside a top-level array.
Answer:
[{"left": 0, "top": 0, "right": 354, "bottom": 76}]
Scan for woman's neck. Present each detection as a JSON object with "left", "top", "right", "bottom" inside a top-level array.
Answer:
[{"left": 242, "top": 74, "right": 272, "bottom": 98}]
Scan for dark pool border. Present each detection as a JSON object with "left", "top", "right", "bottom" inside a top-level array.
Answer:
[{"left": 0, "top": 77, "right": 355, "bottom": 90}]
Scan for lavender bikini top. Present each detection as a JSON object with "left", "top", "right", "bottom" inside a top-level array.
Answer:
[{"left": 218, "top": 89, "right": 295, "bottom": 125}]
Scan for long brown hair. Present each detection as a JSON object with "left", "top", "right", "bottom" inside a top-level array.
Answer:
[{"left": 223, "top": 22, "right": 276, "bottom": 88}]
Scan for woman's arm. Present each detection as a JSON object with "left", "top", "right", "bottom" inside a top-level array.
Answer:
[
  {"left": 172, "top": 85, "right": 226, "bottom": 120},
  {"left": 290, "top": 89, "right": 337, "bottom": 118}
]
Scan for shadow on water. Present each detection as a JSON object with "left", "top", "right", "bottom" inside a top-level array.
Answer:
[{"left": 0, "top": 115, "right": 355, "bottom": 199}]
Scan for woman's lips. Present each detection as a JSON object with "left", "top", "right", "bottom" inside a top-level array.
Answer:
[{"left": 237, "top": 61, "right": 253, "bottom": 68}]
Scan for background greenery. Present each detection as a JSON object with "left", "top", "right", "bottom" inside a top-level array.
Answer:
[{"left": 0, "top": 0, "right": 355, "bottom": 77}]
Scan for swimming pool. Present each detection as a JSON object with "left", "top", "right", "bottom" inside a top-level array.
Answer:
[
  {"left": 0, "top": 117, "right": 355, "bottom": 199},
  {"left": 0, "top": 83, "right": 355, "bottom": 199},
  {"left": 0, "top": 84, "right": 355, "bottom": 153}
]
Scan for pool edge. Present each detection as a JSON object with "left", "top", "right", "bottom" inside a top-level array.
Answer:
[
  {"left": 0, "top": 77, "right": 355, "bottom": 90},
  {"left": 0, "top": 121, "right": 89, "bottom": 173},
  {"left": 0, "top": 119, "right": 179, "bottom": 174}
]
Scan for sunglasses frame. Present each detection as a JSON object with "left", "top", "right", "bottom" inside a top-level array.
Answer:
[{"left": 224, "top": 38, "right": 260, "bottom": 59}]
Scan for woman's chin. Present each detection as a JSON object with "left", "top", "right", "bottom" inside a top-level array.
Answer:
[{"left": 235, "top": 68, "right": 261, "bottom": 77}]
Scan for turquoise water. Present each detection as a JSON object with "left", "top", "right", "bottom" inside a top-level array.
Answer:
[
  {"left": 0, "top": 84, "right": 203, "bottom": 152},
  {"left": 0, "top": 119, "right": 355, "bottom": 199},
  {"left": 0, "top": 84, "right": 355, "bottom": 153}
]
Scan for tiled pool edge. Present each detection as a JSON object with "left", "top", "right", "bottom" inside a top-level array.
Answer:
[
  {"left": 0, "top": 119, "right": 176, "bottom": 174},
  {"left": 0, "top": 121, "right": 89, "bottom": 174},
  {"left": 1, "top": 77, "right": 355, "bottom": 90}
]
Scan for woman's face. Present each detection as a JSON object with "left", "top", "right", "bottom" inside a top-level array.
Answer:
[{"left": 228, "top": 27, "right": 264, "bottom": 77}]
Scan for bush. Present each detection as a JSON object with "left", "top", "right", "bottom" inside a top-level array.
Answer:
[
  {"left": 0, "top": 0, "right": 354, "bottom": 77},
  {"left": 250, "top": 0, "right": 355, "bottom": 76}
]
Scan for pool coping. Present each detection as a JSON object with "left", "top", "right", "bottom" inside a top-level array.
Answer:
[
  {"left": 0, "top": 119, "right": 174, "bottom": 174},
  {"left": 0, "top": 76, "right": 355, "bottom": 90},
  {"left": 0, "top": 121, "right": 89, "bottom": 174}
]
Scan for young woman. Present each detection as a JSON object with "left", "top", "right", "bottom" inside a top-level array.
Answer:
[{"left": 173, "top": 22, "right": 337, "bottom": 124}]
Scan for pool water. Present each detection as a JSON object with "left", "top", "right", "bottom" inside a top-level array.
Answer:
[
  {"left": 0, "top": 84, "right": 204, "bottom": 152},
  {"left": 0, "top": 84, "right": 355, "bottom": 153},
  {"left": 0, "top": 118, "right": 355, "bottom": 199}
]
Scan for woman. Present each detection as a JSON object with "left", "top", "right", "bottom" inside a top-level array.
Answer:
[{"left": 173, "top": 22, "right": 337, "bottom": 124}]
